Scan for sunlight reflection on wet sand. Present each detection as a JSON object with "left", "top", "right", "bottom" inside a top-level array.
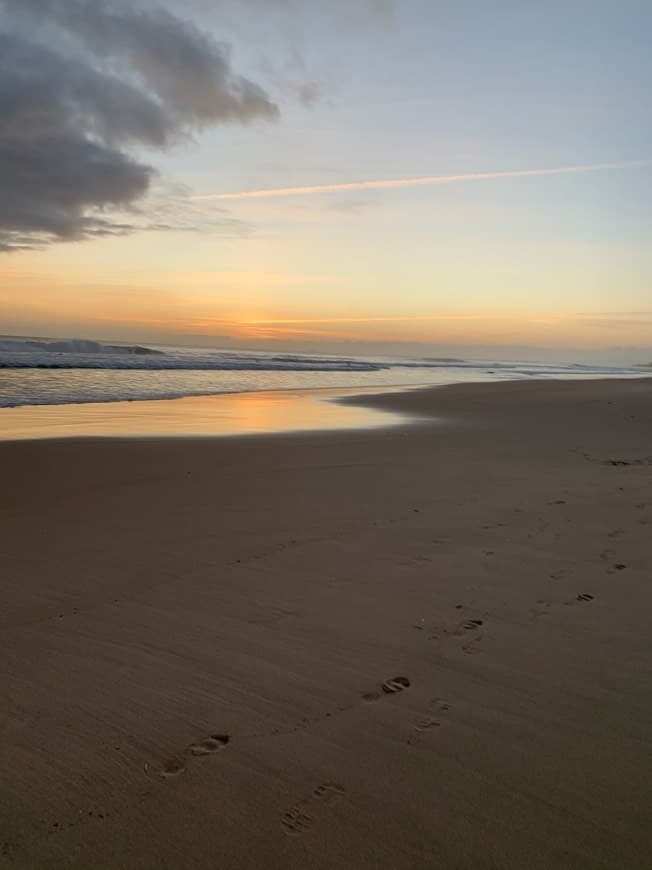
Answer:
[{"left": 0, "top": 387, "right": 411, "bottom": 441}]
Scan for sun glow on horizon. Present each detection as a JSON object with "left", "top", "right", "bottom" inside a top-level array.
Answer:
[
  {"left": 1, "top": 1, "right": 651, "bottom": 365},
  {"left": 3, "top": 244, "right": 652, "bottom": 354}
]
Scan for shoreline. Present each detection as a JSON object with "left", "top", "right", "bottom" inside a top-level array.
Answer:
[
  {"left": 0, "top": 383, "right": 422, "bottom": 442},
  {"left": 1, "top": 374, "right": 650, "bottom": 443},
  {"left": 2, "top": 376, "right": 652, "bottom": 869}
]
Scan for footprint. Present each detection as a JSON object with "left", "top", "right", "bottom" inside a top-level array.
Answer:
[
  {"left": 157, "top": 732, "right": 229, "bottom": 778},
  {"left": 363, "top": 677, "right": 411, "bottom": 701},
  {"left": 381, "top": 676, "right": 411, "bottom": 694},
  {"left": 414, "top": 715, "right": 441, "bottom": 732},
  {"left": 281, "top": 804, "right": 314, "bottom": 836},
  {"left": 565, "top": 593, "right": 594, "bottom": 606},
  {"left": 189, "top": 734, "right": 230, "bottom": 756},
  {"left": 412, "top": 700, "right": 451, "bottom": 737},
  {"left": 281, "top": 783, "right": 345, "bottom": 836},
  {"left": 531, "top": 600, "right": 552, "bottom": 620},
  {"left": 462, "top": 639, "right": 483, "bottom": 655},
  {"left": 160, "top": 757, "right": 186, "bottom": 778},
  {"left": 312, "top": 782, "right": 345, "bottom": 804}
]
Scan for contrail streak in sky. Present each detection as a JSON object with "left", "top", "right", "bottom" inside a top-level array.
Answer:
[{"left": 191, "top": 161, "right": 646, "bottom": 201}]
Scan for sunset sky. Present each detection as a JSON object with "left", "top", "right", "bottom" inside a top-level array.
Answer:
[{"left": 1, "top": 0, "right": 650, "bottom": 361}]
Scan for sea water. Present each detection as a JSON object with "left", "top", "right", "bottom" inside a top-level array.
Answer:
[
  {"left": 1, "top": 337, "right": 646, "bottom": 409},
  {"left": 0, "top": 337, "right": 647, "bottom": 439}
]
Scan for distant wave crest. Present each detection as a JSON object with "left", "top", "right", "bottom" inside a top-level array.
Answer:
[
  {"left": 0, "top": 338, "right": 646, "bottom": 411},
  {"left": 0, "top": 338, "right": 385, "bottom": 372},
  {"left": 0, "top": 337, "right": 161, "bottom": 357}
]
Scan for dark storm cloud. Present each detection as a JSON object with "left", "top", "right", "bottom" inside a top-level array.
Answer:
[{"left": 0, "top": 0, "right": 279, "bottom": 251}]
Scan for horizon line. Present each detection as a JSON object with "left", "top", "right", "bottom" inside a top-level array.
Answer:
[{"left": 190, "top": 160, "right": 648, "bottom": 202}]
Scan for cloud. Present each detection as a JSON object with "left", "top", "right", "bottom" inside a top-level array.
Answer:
[
  {"left": 0, "top": 0, "right": 278, "bottom": 251},
  {"left": 191, "top": 161, "right": 647, "bottom": 201},
  {"left": 137, "top": 182, "right": 256, "bottom": 237},
  {"left": 177, "top": 0, "right": 394, "bottom": 111}
]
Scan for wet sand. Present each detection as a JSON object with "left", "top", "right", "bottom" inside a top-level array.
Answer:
[
  {"left": 1, "top": 377, "right": 652, "bottom": 869},
  {"left": 0, "top": 386, "right": 410, "bottom": 441}
]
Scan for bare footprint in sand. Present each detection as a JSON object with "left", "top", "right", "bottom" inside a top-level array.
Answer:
[
  {"left": 281, "top": 805, "right": 315, "bottom": 835},
  {"left": 382, "top": 676, "right": 411, "bottom": 694},
  {"left": 159, "top": 757, "right": 186, "bottom": 778},
  {"left": 451, "top": 618, "right": 486, "bottom": 648},
  {"left": 362, "top": 676, "right": 411, "bottom": 703},
  {"left": 414, "top": 716, "right": 441, "bottom": 732},
  {"left": 156, "top": 733, "right": 230, "bottom": 779},
  {"left": 452, "top": 617, "right": 484, "bottom": 636},
  {"left": 281, "top": 783, "right": 345, "bottom": 836},
  {"left": 462, "top": 639, "right": 484, "bottom": 655},
  {"left": 189, "top": 734, "right": 230, "bottom": 756},
  {"left": 312, "top": 782, "right": 345, "bottom": 804},
  {"left": 565, "top": 593, "right": 594, "bottom": 606},
  {"left": 531, "top": 600, "right": 552, "bottom": 620},
  {"left": 412, "top": 699, "right": 451, "bottom": 737}
]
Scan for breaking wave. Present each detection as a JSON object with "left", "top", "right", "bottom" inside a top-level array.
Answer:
[
  {"left": 0, "top": 336, "right": 647, "bottom": 410},
  {"left": 0, "top": 338, "right": 385, "bottom": 372}
]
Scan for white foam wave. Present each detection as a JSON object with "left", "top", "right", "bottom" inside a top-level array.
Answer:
[
  {"left": 0, "top": 338, "right": 384, "bottom": 373},
  {"left": 0, "top": 337, "right": 161, "bottom": 357},
  {"left": 0, "top": 338, "right": 646, "bottom": 411}
]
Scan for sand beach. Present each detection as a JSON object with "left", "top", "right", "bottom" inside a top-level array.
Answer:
[{"left": 2, "top": 377, "right": 652, "bottom": 869}]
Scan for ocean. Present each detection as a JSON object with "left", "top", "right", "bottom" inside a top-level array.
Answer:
[
  {"left": 1, "top": 336, "right": 647, "bottom": 409},
  {"left": 0, "top": 337, "right": 648, "bottom": 440}
]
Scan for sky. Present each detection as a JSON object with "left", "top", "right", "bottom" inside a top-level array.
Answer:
[{"left": 0, "top": 0, "right": 651, "bottom": 362}]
